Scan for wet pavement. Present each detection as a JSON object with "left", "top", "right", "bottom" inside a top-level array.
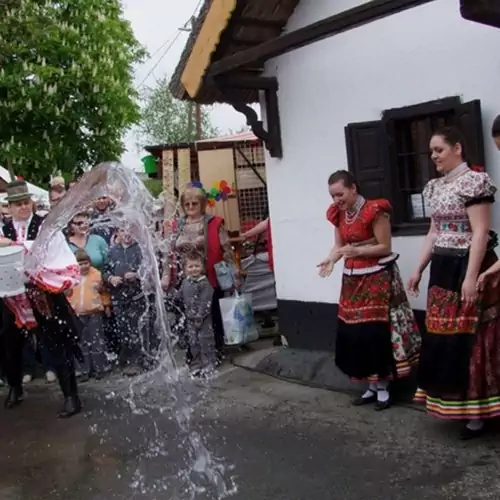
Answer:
[{"left": 1, "top": 364, "right": 500, "bottom": 500}]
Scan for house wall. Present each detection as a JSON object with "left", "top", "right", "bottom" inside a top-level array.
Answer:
[{"left": 263, "top": 0, "right": 500, "bottom": 350}]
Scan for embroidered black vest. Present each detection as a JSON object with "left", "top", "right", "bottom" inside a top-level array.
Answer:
[{"left": 2, "top": 214, "right": 44, "bottom": 242}]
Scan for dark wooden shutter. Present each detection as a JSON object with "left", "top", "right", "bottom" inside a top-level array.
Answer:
[
  {"left": 453, "top": 100, "right": 486, "bottom": 168},
  {"left": 344, "top": 121, "right": 391, "bottom": 202},
  {"left": 460, "top": 0, "right": 500, "bottom": 29}
]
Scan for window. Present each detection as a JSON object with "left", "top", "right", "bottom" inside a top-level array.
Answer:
[{"left": 345, "top": 97, "right": 485, "bottom": 235}]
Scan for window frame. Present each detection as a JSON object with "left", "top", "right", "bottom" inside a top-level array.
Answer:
[
  {"left": 345, "top": 96, "right": 485, "bottom": 237},
  {"left": 384, "top": 97, "right": 461, "bottom": 236}
]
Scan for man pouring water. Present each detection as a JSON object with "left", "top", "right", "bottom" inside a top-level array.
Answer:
[{"left": 0, "top": 180, "right": 82, "bottom": 418}]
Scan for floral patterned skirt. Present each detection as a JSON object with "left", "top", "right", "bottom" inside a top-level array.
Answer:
[
  {"left": 335, "top": 263, "right": 421, "bottom": 382},
  {"left": 415, "top": 249, "right": 500, "bottom": 420}
]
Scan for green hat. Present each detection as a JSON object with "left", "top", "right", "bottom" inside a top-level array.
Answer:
[{"left": 5, "top": 180, "right": 32, "bottom": 203}]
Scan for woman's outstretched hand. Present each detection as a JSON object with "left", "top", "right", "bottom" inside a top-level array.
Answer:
[
  {"left": 407, "top": 271, "right": 422, "bottom": 297},
  {"left": 317, "top": 258, "right": 334, "bottom": 278}
]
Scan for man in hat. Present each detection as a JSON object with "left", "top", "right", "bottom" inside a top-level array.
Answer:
[{"left": 0, "top": 180, "right": 82, "bottom": 418}]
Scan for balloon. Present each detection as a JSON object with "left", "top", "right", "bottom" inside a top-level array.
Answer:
[
  {"left": 190, "top": 180, "right": 203, "bottom": 189},
  {"left": 219, "top": 180, "right": 228, "bottom": 190},
  {"left": 215, "top": 193, "right": 221, "bottom": 201},
  {"left": 222, "top": 185, "right": 231, "bottom": 195},
  {"left": 207, "top": 199, "right": 215, "bottom": 207},
  {"left": 210, "top": 187, "right": 218, "bottom": 196},
  {"left": 221, "top": 191, "right": 228, "bottom": 201}
]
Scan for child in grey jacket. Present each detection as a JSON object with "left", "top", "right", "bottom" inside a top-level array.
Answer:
[{"left": 180, "top": 251, "right": 216, "bottom": 376}]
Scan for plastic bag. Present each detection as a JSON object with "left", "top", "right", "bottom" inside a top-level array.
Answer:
[
  {"left": 219, "top": 292, "right": 259, "bottom": 346},
  {"left": 214, "top": 260, "right": 236, "bottom": 291}
]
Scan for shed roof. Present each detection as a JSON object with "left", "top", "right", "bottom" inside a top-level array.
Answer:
[
  {"left": 169, "top": 0, "right": 300, "bottom": 104},
  {"left": 144, "top": 130, "right": 259, "bottom": 155}
]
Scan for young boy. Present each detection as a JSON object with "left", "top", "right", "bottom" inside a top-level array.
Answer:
[
  {"left": 103, "top": 227, "right": 146, "bottom": 376},
  {"left": 68, "top": 250, "right": 110, "bottom": 381},
  {"left": 179, "top": 251, "right": 216, "bottom": 377}
]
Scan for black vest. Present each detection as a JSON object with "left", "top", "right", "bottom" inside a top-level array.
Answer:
[{"left": 2, "top": 214, "right": 44, "bottom": 242}]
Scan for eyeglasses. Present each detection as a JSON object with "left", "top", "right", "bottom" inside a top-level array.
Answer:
[
  {"left": 184, "top": 201, "right": 200, "bottom": 208},
  {"left": 72, "top": 220, "right": 88, "bottom": 226}
]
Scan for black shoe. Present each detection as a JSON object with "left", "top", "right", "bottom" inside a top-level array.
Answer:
[
  {"left": 374, "top": 399, "right": 392, "bottom": 411},
  {"left": 352, "top": 390, "right": 377, "bottom": 406},
  {"left": 58, "top": 396, "right": 82, "bottom": 419},
  {"left": 460, "top": 424, "right": 486, "bottom": 441},
  {"left": 4, "top": 386, "right": 24, "bottom": 409}
]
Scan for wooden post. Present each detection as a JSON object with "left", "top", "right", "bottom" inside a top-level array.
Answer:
[
  {"left": 177, "top": 148, "right": 191, "bottom": 191},
  {"left": 162, "top": 149, "right": 175, "bottom": 199}
]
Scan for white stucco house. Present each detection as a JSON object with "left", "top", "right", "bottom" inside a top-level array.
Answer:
[{"left": 170, "top": 0, "right": 500, "bottom": 350}]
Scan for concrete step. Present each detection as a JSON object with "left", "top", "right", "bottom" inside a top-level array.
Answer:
[{"left": 231, "top": 344, "right": 423, "bottom": 411}]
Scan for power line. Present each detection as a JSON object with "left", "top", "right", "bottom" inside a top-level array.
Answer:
[
  {"left": 136, "top": 0, "right": 205, "bottom": 88},
  {"left": 137, "top": 30, "right": 182, "bottom": 88},
  {"left": 139, "top": 0, "right": 203, "bottom": 67}
]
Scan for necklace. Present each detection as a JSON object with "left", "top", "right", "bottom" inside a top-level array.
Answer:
[{"left": 344, "top": 196, "right": 366, "bottom": 225}]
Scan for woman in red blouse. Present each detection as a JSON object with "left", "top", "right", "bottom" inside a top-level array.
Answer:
[{"left": 318, "top": 170, "right": 421, "bottom": 410}]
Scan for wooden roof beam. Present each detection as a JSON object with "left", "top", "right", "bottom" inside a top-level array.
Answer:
[
  {"left": 235, "top": 17, "right": 285, "bottom": 30},
  {"left": 208, "top": 0, "right": 436, "bottom": 77}
]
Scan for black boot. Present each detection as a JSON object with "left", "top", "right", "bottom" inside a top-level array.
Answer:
[
  {"left": 57, "top": 370, "right": 81, "bottom": 419},
  {"left": 4, "top": 386, "right": 24, "bottom": 409},
  {"left": 58, "top": 395, "right": 82, "bottom": 419}
]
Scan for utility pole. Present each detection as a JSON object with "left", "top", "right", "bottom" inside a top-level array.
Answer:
[
  {"left": 195, "top": 103, "right": 202, "bottom": 140},
  {"left": 187, "top": 102, "right": 194, "bottom": 140},
  {"left": 187, "top": 15, "right": 202, "bottom": 141}
]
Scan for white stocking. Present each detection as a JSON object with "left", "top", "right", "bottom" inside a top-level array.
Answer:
[
  {"left": 361, "top": 383, "right": 377, "bottom": 399},
  {"left": 376, "top": 380, "right": 390, "bottom": 402}
]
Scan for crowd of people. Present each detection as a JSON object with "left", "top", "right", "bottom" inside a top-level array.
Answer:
[
  {"left": 4, "top": 118, "right": 498, "bottom": 441},
  {"left": 0, "top": 173, "right": 244, "bottom": 418},
  {"left": 319, "top": 119, "right": 500, "bottom": 440}
]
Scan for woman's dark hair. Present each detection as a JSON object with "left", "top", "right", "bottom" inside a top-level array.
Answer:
[
  {"left": 492, "top": 115, "right": 500, "bottom": 138},
  {"left": 327, "top": 170, "right": 360, "bottom": 193},
  {"left": 432, "top": 126, "right": 467, "bottom": 162}
]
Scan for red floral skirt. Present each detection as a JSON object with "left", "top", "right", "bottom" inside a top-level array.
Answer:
[
  {"left": 414, "top": 250, "right": 500, "bottom": 420},
  {"left": 335, "top": 263, "right": 421, "bottom": 382}
]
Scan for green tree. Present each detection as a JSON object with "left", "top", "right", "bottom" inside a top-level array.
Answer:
[
  {"left": 0, "top": 0, "right": 146, "bottom": 182},
  {"left": 136, "top": 75, "right": 218, "bottom": 147}
]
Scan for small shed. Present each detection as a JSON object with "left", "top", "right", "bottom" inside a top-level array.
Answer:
[{"left": 144, "top": 131, "right": 269, "bottom": 236}]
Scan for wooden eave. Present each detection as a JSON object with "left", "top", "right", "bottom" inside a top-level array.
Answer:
[{"left": 169, "top": 0, "right": 300, "bottom": 105}]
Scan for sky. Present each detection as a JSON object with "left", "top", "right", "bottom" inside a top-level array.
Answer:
[{"left": 120, "top": 0, "right": 246, "bottom": 171}]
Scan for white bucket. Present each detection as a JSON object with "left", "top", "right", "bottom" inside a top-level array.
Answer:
[{"left": 0, "top": 246, "right": 26, "bottom": 297}]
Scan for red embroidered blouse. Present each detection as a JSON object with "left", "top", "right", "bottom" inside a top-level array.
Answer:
[{"left": 326, "top": 199, "right": 391, "bottom": 271}]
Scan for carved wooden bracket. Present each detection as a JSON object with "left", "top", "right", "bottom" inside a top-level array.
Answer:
[{"left": 214, "top": 76, "right": 283, "bottom": 158}]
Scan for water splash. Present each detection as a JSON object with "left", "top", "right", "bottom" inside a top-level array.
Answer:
[{"left": 24, "top": 162, "right": 237, "bottom": 499}]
